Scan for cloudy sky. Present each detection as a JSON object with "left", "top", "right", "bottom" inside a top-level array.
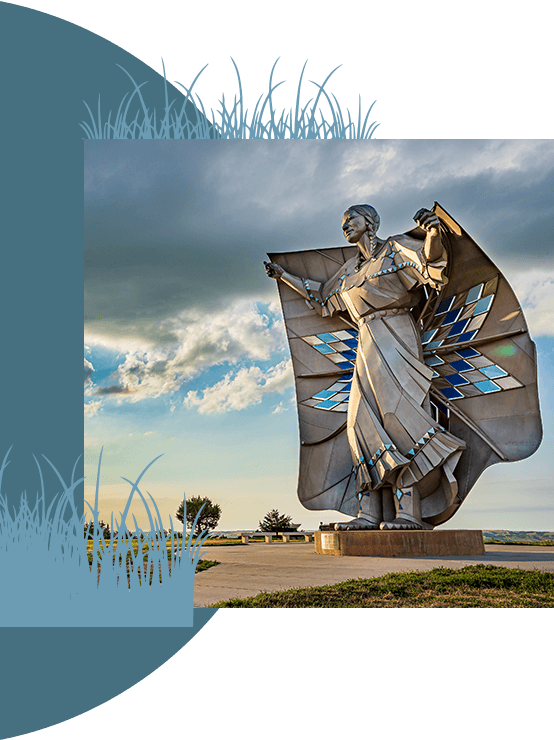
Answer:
[{"left": 84, "top": 139, "right": 554, "bottom": 531}]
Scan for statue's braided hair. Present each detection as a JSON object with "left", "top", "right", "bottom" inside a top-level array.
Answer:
[{"left": 345, "top": 204, "right": 381, "bottom": 271}]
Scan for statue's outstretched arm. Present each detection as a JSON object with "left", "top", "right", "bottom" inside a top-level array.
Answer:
[{"left": 264, "top": 261, "right": 322, "bottom": 302}]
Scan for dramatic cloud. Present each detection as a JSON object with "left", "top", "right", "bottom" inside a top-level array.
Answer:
[
  {"left": 84, "top": 358, "right": 95, "bottom": 386},
  {"left": 183, "top": 359, "right": 293, "bottom": 414},
  {"left": 84, "top": 401, "right": 101, "bottom": 417},
  {"left": 510, "top": 270, "right": 554, "bottom": 337},
  {"left": 90, "top": 300, "right": 286, "bottom": 402},
  {"left": 85, "top": 140, "right": 554, "bottom": 417},
  {"left": 85, "top": 140, "right": 554, "bottom": 347}
]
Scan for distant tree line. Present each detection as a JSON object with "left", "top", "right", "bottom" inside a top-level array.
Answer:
[{"left": 85, "top": 500, "right": 299, "bottom": 541}]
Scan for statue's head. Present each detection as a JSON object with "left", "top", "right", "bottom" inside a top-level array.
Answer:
[{"left": 342, "top": 204, "right": 380, "bottom": 245}]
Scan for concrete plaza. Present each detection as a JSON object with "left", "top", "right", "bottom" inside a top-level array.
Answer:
[{"left": 194, "top": 542, "right": 554, "bottom": 606}]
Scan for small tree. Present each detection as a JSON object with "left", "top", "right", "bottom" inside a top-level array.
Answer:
[
  {"left": 176, "top": 496, "right": 222, "bottom": 536},
  {"left": 259, "top": 509, "right": 298, "bottom": 534}
]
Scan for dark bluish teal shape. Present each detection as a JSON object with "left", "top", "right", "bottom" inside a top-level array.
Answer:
[
  {"left": 0, "top": 609, "right": 216, "bottom": 738},
  {"left": 0, "top": 5, "right": 216, "bottom": 737}
]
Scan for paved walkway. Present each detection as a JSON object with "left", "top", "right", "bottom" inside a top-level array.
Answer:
[{"left": 194, "top": 542, "right": 554, "bottom": 606}]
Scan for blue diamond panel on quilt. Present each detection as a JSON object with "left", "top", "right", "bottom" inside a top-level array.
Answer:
[
  {"left": 426, "top": 345, "right": 523, "bottom": 400},
  {"left": 422, "top": 273, "right": 524, "bottom": 400},
  {"left": 421, "top": 275, "right": 499, "bottom": 350},
  {"left": 300, "top": 329, "right": 359, "bottom": 411}
]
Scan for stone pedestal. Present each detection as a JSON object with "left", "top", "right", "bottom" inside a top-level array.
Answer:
[{"left": 315, "top": 529, "right": 485, "bottom": 557}]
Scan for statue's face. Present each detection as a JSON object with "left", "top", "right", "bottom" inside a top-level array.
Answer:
[{"left": 342, "top": 211, "right": 367, "bottom": 243}]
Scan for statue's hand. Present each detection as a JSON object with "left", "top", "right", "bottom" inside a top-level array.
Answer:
[
  {"left": 264, "top": 261, "right": 284, "bottom": 279},
  {"left": 413, "top": 208, "right": 440, "bottom": 236}
]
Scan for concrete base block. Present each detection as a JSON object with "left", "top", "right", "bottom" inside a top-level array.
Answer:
[{"left": 315, "top": 529, "right": 485, "bottom": 557}]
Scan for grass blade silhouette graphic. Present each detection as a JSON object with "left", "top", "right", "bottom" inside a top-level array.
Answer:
[
  {"left": 81, "top": 59, "right": 379, "bottom": 139},
  {"left": 0, "top": 449, "right": 208, "bottom": 626}
]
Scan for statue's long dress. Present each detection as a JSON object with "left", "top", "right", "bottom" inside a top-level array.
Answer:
[{"left": 284, "top": 232, "right": 465, "bottom": 515}]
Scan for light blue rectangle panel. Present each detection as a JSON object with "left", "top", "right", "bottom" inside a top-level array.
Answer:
[
  {"left": 472, "top": 294, "right": 494, "bottom": 316},
  {"left": 315, "top": 398, "right": 340, "bottom": 409},
  {"left": 313, "top": 389, "right": 335, "bottom": 400},
  {"left": 479, "top": 365, "right": 508, "bottom": 379},
  {"left": 474, "top": 379, "right": 501, "bottom": 393},
  {"left": 465, "top": 284, "right": 483, "bottom": 304},
  {"left": 317, "top": 333, "right": 338, "bottom": 343},
  {"left": 425, "top": 356, "right": 445, "bottom": 366}
]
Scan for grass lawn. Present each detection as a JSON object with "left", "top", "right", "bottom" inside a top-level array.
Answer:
[
  {"left": 484, "top": 539, "right": 554, "bottom": 546},
  {"left": 196, "top": 559, "right": 220, "bottom": 573},
  {"left": 209, "top": 564, "right": 554, "bottom": 608}
]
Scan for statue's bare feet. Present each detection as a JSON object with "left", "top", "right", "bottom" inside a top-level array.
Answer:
[
  {"left": 335, "top": 516, "right": 380, "bottom": 531},
  {"left": 380, "top": 518, "right": 422, "bottom": 531}
]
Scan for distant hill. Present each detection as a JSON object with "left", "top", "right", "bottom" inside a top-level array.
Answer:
[{"left": 483, "top": 531, "right": 554, "bottom": 544}]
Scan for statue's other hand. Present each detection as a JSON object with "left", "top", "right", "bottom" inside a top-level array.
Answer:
[
  {"left": 264, "top": 261, "right": 284, "bottom": 279},
  {"left": 413, "top": 208, "right": 440, "bottom": 236}
]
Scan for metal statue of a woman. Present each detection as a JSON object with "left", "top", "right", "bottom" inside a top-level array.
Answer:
[{"left": 265, "top": 203, "right": 541, "bottom": 531}]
